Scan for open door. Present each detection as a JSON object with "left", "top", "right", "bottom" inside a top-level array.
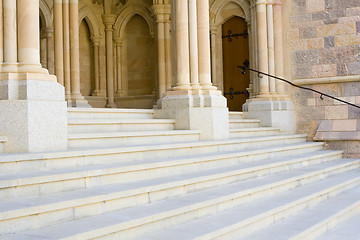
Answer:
[{"left": 222, "top": 17, "right": 250, "bottom": 111}]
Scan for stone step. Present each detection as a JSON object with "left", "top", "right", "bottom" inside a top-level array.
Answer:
[
  {"left": 0, "top": 141, "right": 328, "bottom": 201},
  {"left": 8, "top": 160, "right": 360, "bottom": 239},
  {"left": 68, "top": 130, "right": 201, "bottom": 149},
  {"left": 229, "top": 119, "right": 261, "bottom": 129},
  {"left": 67, "top": 108, "right": 154, "bottom": 120},
  {"left": 317, "top": 206, "right": 360, "bottom": 240},
  {"left": 0, "top": 150, "right": 342, "bottom": 235},
  {"left": 0, "top": 134, "right": 308, "bottom": 174},
  {"left": 229, "top": 111, "right": 244, "bottom": 120},
  {"left": 68, "top": 118, "right": 176, "bottom": 134},
  {"left": 240, "top": 187, "right": 360, "bottom": 240},
  {"left": 0, "top": 136, "right": 7, "bottom": 153},
  {"left": 138, "top": 168, "right": 360, "bottom": 240},
  {"left": 230, "top": 127, "right": 280, "bottom": 138}
]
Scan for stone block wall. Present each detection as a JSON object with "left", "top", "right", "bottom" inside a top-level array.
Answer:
[{"left": 288, "top": 0, "right": 360, "bottom": 157}]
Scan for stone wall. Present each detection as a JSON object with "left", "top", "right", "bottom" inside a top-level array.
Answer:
[{"left": 288, "top": 0, "right": 360, "bottom": 157}]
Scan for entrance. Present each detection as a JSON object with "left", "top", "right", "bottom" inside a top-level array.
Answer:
[{"left": 222, "top": 17, "right": 250, "bottom": 111}]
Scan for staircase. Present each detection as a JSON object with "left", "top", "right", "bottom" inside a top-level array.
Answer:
[{"left": 0, "top": 108, "right": 359, "bottom": 239}]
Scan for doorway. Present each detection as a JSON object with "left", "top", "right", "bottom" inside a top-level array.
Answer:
[{"left": 222, "top": 17, "right": 250, "bottom": 111}]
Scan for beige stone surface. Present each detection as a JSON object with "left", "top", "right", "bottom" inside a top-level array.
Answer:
[
  {"left": 325, "top": 105, "right": 349, "bottom": 120},
  {"left": 312, "top": 64, "right": 337, "bottom": 78},
  {"left": 317, "top": 23, "right": 356, "bottom": 37},
  {"left": 305, "top": 0, "right": 324, "bottom": 13},
  {"left": 335, "top": 34, "right": 360, "bottom": 47},
  {"left": 333, "top": 119, "right": 357, "bottom": 132}
]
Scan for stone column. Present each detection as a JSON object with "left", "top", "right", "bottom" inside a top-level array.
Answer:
[
  {"left": 210, "top": 25, "right": 217, "bottom": 88},
  {"left": 256, "top": 0, "right": 270, "bottom": 96},
  {"left": 0, "top": 0, "right": 3, "bottom": 63},
  {"left": 114, "top": 37, "right": 123, "bottom": 95},
  {"left": 69, "top": 0, "right": 89, "bottom": 107},
  {"left": 173, "top": 0, "right": 190, "bottom": 90},
  {"left": 188, "top": 0, "right": 199, "bottom": 89},
  {"left": 102, "top": 14, "right": 117, "bottom": 108},
  {"left": 197, "top": 0, "right": 215, "bottom": 89},
  {"left": 152, "top": 5, "right": 167, "bottom": 98},
  {"left": 164, "top": 11, "right": 172, "bottom": 91},
  {"left": 63, "top": 1, "right": 71, "bottom": 98},
  {"left": 54, "top": 0, "right": 64, "bottom": 85},
  {"left": 2, "top": 0, "right": 17, "bottom": 72},
  {"left": 45, "top": 27, "right": 55, "bottom": 75},
  {"left": 91, "top": 36, "right": 101, "bottom": 96},
  {"left": 273, "top": 0, "right": 285, "bottom": 94},
  {"left": 267, "top": 1, "right": 276, "bottom": 93},
  {"left": 0, "top": 0, "right": 68, "bottom": 153}
]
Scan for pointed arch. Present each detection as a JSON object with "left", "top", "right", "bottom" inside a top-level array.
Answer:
[
  {"left": 78, "top": 6, "right": 101, "bottom": 37},
  {"left": 39, "top": 0, "right": 53, "bottom": 28},
  {"left": 113, "top": 3, "right": 155, "bottom": 39},
  {"left": 210, "top": 0, "right": 251, "bottom": 26}
]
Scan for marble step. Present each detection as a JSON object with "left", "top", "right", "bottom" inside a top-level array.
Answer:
[
  {"left": 68, "top": 118, "right": 176, "bottom": 134},
  {"left": 8, "top": 160, "right": 360, "bottom": 239},
  {"left": 68, "top": 130, "right": 201, "bottom": 149},
  {"left": 138, "top": 168, "right": 360, "bottom": 240},
  {"left": 229, "top": 112, "right": 244, "bottom": 120},
  {"left": 240, "top": 187, "right": 360, "bottom": 240},
  {"left": 0, "top": 141, "right": 331, "bottom": 201},
  {"left": 67, "top": 108, "right": 154, "bottom": 120},
  {"left": 229, "top": 119, "right": 261, "bottom": 129},
  {"left": 0, "top": 136, "right": 7, "bottom": 153},
  {"left": 0, "top": 134, "right": 308, "bottom": 174},
  {"left": 230, "top": 127, "right": 280, "bottom": 138},
  {"left": 317, "top": 206, "right": 360, "bottom": 240}
]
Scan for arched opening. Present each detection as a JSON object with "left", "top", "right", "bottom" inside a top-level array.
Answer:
[
  {"left": 222, "top": 16, "right": 250, "bottom": 111},
  {"left": 79, "top": 19, "right": 95, "bottom": 97},
  {"left": 121, "top": 14, "right": 155, "bottom": 108}
]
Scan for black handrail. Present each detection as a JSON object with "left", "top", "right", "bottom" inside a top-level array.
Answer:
[{"left": 238, "top": 64, "right": 360, "bottom": 109}]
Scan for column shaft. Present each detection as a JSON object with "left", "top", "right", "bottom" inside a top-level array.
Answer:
[
  {"left": 54, "top": 0, "right": 64, "bottom": 85},
  {"left": 3, "top": 0, "right": 17, "bottom": 63},
  {"left": 157, "top": 21, "right": 166, "bottom": 97},
  {"left": 91, "top": 37, "right": 100, "bottom": 95},
  {"left": 0, "top": 0, "right": 3, "bottom": 63},
  {"left": 103, "top": 14, "right": 116, "bottom": 108},
  {"left": 189, "top": 0, "right": 199, "bottom": 88},
  {"left": 210, "top": 27, "right": 217, "bottom": 87},
  {"left": 70, "top": 0, "right": 82, "bottom": 97},
  {"left": 256, "top": 1, "right": 270, "bottom": 95},
  {"left": 274, "top": 0, "right": 285, "bottom": 93},
  {"left": 17, "top": 0, "right": 40, "bottom": 65},
  {"left": 63, "top": 2, "right": 71, "bottom": 97},
  {"left": 174, "top": 0, "right": 190, "bottom": 90},
  {"left": 115, "top": 41, "right": 122, "bottom": 94},
  {"left": 164, "top": 21, "right": 172, "bottom": 91},
  {"left": 267, "top": 2, "right": 276, "bottom": 93},
  {"left": 197, "top": 0, "right": 215, "bottom": 89},
  {"left": 45, "top": 28, "right": 55, "bottom": 75}
]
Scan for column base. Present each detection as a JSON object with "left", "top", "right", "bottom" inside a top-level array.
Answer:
[
  {"left": 243, "top": 97, "right": 296, "bottom": 133},
  {"left": 68, "top": 94, "right": 92, "bottom": 108},
  {"left": 154, "top": 90, "right": 229, "bottom": 140},
  {"left": 0, "top": 73, "right": 68, "bottom": 153}
]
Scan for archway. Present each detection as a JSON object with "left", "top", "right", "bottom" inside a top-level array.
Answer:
[{"left": 222, "top": 16, "right": 250, "bottom": 111}]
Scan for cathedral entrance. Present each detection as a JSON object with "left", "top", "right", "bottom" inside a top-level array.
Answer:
[{"left": 222, "top": 17, "right": 250, "bottom": 111}]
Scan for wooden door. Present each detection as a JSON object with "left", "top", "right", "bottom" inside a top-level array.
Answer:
[{"left": 222, "top": 17, "right": 250, "bottom": 111}]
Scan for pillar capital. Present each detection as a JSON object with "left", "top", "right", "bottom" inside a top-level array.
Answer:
[
  {"left": 273, "top": 0, "right": 283, "bottom": 5},
  {"left": 151, "top": 4, "right": 171, "bottom": 23},
  {"left": 255, "top": 0, "right": 267, "bottom": 5},
  {"left": 113, "top": 37, "right": 124, "bottom": 46},
  {"left": 90, "top": 36, "right": 101, "bottom": 45},
  {"left": 102, "top": 14, "right": 117, "bottom": 26}
]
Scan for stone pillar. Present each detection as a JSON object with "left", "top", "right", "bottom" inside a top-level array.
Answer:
[
  {"left": 68, "top": 0, "right": 90, "bottom": 107},
  {"left": 0, "top": 0, "right": 68, "bottom": 153},
  {"left": 91, "top": 36, "right": 101, "bottom": 96},
  {"left": 0, "top": 0, "right": 3, "bottom": 63},
  {"left": 114, "top": 37, "right": 123, "bottom": 95},
  {"left": 173, "top": 0, "right": 191, "bottom": 90},
  {"left": 151, "top": 4, "right": 167, "bottom": 98},
  {"left": 63, "top": 1, "right": 71, "bottom": 99},
  {"left": 45, "top": 27, "right": 55, "bottom": 75},
  {"left": 54, "top": 0, "right": 64, "bottom": 85},
  {"left": 2, "top": 0, "right": 17, "bottom": 72},
  {"left": 197, "top": 0, "right": 215, "bottom": 90},
  {"left": 243, "top": 0, "right": 295, "bottom": 133},
  {"left": 274, "top": 0, "right": 285, "bottom": 94},
  {"left": 102, "top": 14, "right": 117, "bottom": 108},
  {"left": 164, "top": 13, "right": 172, "bottom": 91},
  {"left": 267, "top": 1, "right": 276, "bottom": 93},
  {"left": 155, "top": 0, "right": 229, "bottom": 141},
  {"left": 188, "top": 0, "right": 200, "bottom": 88},
  {"left": 210, "top": 26, "right": 217, "bottom": 88},
  {"left": 256, "top": 0, "right": 270, "bottom": 96}
]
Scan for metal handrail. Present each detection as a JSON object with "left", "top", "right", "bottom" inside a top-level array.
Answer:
[{"left": 238, "top": 64, "right": 360, "bottom": 109}]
